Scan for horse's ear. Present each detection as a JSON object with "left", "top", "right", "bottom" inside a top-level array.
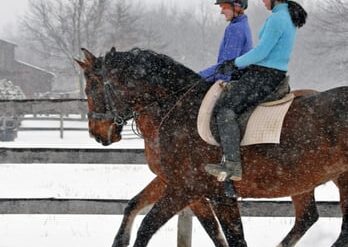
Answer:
[
  {"left": 74, "top": 58, "right": 87, "bottom": 69},
  {"left": 81, "top": 48, "right": 96, "bottom": 62},
  {"left": 109, "top": 47, "right": 117, "bottom": 57}
]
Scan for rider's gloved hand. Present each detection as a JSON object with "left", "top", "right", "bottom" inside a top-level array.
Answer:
[{"left": 216, "top": 59, "right": 238, "bottom": 75}]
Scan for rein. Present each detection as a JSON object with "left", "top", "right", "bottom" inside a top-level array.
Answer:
[
  {"left": 100, "top": 77, "right": 202, "bottom": 138},
  {"left": 158, "top": 80, "right": 201, "bottom": 128}
]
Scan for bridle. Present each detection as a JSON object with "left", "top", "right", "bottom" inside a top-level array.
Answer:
[{"left": 87, "top": 59, "right": 135, "bottom": 128}]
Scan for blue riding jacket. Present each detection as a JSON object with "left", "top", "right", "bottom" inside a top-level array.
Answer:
[
  {"left": 199, "top": 15, "right": 253, "bottom": 82},
  {"left": 235, "top": 3, "right": 296, "bottom": 72}
]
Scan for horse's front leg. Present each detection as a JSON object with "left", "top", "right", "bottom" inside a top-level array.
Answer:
[
  {"left": 190, "top": 198, "right": 229, "bottom": 247},
  {"left": 210, "top": 193, "right": 247, "bottom": 247},
  {"left": 132, "top": 187, "right": 196, "bottom": 247},
  {"left": 277, "top": 190, "right": 319, "bottom": 247},
  {"left": 112, "top": 176, "right": 166, "bottom": 247}
]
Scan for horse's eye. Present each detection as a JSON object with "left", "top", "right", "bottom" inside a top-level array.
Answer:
[
  {"left": 105, "top": 59, "right": 111, "bottom": 66},
  {"left": 94, "top": 63, "right": 101, "bottom": 70}
]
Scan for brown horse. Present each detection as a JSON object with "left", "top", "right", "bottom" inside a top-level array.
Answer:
[{"left": 77, "top": 47, "right": 348, "bottom": 247}]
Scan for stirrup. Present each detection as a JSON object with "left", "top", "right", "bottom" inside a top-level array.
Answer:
[
  {"left": 204, "top": 164, "right": 230, "bottom": 182},
  {"left": 205, "top": 160, "right": 242, "bottom": 182}
]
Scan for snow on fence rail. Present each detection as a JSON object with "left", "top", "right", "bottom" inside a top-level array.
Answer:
[{"left": 0, "top": 99, "right": 342, "bottom": 247}]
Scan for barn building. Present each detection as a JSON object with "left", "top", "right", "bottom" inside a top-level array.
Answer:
[{"left": 0, "top": 39, "right": 54, "bottom": 98}]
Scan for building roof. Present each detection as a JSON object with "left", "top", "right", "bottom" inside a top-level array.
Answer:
[
  {"left": 0, "top": 39, "right": 17, "bottom": 47},
  {"left": 17, "top": 60, "right": 56, "bottom": 77}
]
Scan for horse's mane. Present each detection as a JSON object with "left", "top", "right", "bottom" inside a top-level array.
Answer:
[{"left": 105, "top": 47, "right": 209, "bottom": 93}]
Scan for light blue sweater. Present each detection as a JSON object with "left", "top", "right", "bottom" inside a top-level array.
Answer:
[{"left": 235, "top": 3, "right": 296, "bottom": 72}]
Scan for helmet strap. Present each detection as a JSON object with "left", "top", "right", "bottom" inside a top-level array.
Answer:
[
  {"left": 271, "top": 0, "right": 275, "bottom": 10},
  {"left": 232, "top": 4, "right": 243, "bottom": 19}
]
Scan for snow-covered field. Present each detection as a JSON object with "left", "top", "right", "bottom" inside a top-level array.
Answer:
[{"left": 0, "top": 120, "right": 342, "bottom": 247}]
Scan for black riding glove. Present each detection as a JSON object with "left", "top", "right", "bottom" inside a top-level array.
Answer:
[{"left": 216, "top": 59, "right": 238, "bottom": 75}]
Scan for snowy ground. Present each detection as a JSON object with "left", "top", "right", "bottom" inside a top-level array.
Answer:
[{"left": 0, "top": 119, "right": 342, "bottom": 247}]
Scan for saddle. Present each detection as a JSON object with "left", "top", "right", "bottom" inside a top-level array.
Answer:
[{"left": 197, "top": 76, "right": 295, "bottom": 146}]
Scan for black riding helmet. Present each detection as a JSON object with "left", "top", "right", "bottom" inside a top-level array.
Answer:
[{"left": 214, "top": 0, "right": 248, "bottom": 10}]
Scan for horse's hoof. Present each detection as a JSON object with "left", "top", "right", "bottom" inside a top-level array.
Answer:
[{"left": 112, "top": 237, "right": 130, "bottom": 247}]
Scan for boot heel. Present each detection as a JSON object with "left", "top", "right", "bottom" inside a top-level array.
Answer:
[{"left": 230, "top": 175, "right": 242, "bottom": 181}]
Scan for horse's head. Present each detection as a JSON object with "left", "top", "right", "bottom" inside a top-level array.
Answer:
[
  {"left": 75, "top": 48, "right": 133, "bottom": 146},
  {"left": 78, "top": 46, "right": 205, "bottom": 145}
]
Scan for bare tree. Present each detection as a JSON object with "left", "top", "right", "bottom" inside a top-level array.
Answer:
[
  {"left": 192, "top": 1, "right": 219, "bottom": 67},
  {"left": 288, "top": 0, "right": 348, "bottom": 88},
  {"left": 21, "top": 0, "right": 108, "bottom": 97},
  {"left": 136, "top": 4, "right": 169, "bottom": 51},
  {"left": 104, "top": 0, "right": 141, "bottom": 50},
  {"left": 140, "top": 15, "right": 167, "bottom": 50},
  {"left": 308, "top": 0, "right": 348, "bottom": 65}
]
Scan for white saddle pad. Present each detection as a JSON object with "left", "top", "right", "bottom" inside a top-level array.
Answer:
[{"left": 197, "top": 81, "right": 295, "bottom": 146}]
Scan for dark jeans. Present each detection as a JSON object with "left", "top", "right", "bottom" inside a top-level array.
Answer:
[{"left": 215, "top": 65, "right": 286, "bottom": 161}]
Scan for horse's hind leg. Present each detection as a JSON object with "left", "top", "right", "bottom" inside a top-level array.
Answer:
[
  {"left": 112, "top": 176, "right": 166, "bottom": 247},
  {"left": 277, "top": 190, "right": 319, "bottom": 247},
  {"left": 190, "top": 198, "right": 229, "bottom": 247},
  {"left": 332, "top": 172, "right": 348, "bottom": 247}
]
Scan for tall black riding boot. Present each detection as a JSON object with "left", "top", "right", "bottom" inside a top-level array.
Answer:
[{"left": 205, "top": 108, "right": 242, "bottom": 181}]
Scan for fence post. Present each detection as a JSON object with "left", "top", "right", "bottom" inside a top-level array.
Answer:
[
  {"left": 177, "top": 209, "right": 192, "bottom": 247},
  {"left": 59, "top": 114, "right": 64, "bottom": 139}
]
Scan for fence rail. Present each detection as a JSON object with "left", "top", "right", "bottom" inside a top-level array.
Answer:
[
  {"left": 0, "top": 147, "right": 146, "bottom": 164},
  {"left": 0, "top": 99, "right": 87, "bottom": 115},
  {"left": 0, "top": 198, "right": 341, "bottom": 217}
]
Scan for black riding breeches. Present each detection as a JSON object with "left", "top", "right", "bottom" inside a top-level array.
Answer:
[
  {"left": 217, "top": 65, "right": 287, "bottom": 114},
  {"left": 215, "top": 65, "right": 286, "bottom": 161}
]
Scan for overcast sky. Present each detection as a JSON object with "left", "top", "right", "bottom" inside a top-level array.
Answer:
[
  {"left": 0, "top": 0, "right": 28, "bottom": 31},
  {"left": 0, "top": 0, "right": 206, "bottom": 34}
]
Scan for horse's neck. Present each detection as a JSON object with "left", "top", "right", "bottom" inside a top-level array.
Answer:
[
  {"left": 135, "top": 104, "right": 163, "bottom": 139},
  {"left": 135, "top": 80, "right": 208, "bottom": 138},
  {"left": 156, "top": 84, "right": 207, "bottom": 138},
  {"left": 136, "top": 115, "right": 160, "bottom": 138}
]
